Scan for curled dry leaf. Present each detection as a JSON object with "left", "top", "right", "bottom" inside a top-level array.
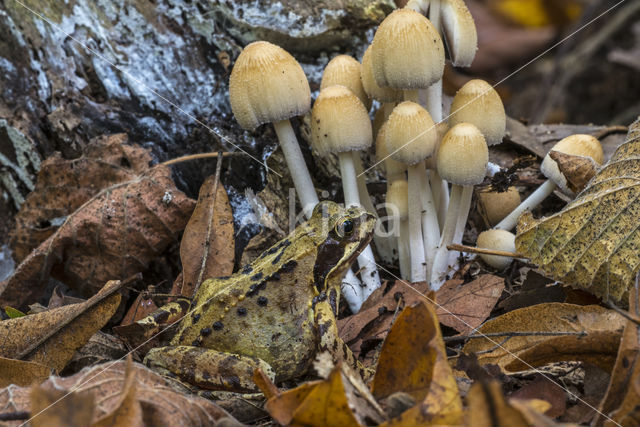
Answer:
[
  {"left": 0, "top": 359, "right": 230, "bottom": 426},
  {"left": 264, "top": 364, "right": 385, "bottom": 427},
  {"left": 10, "top": 134, "right": 152, "bottom": 263},
  {"left": 0, "top": 280, "right": 123, "bottom": 373},
  {"left": 463, "top": 303, "right": 626, "bottom": 372},
  {"left": 549, "top": 150, "right": 599, "bottom": 194},
  {"left": 517, "top": 118, "right": 640, "bottom": 304},
  {"left": 178, "top": 174, "right": 234, "bottom": 298},
  {"left": 372, "top": 301, "right": 462, "bottom": 425},
  {"left": 0, "top": 158, "right": 195, "bottom": 308}
]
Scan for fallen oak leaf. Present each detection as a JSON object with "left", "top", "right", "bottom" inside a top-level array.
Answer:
[
  {"left": 516, "top": 117, "right": 640, "bottom": 304},
  {"left": 0, "top": 279, "right": 125, "bottom": 373},
  {"left": 0, "top": 161, "right": 195, "bottom": 308},
  {"left": 549, "top": 150, "right": 599, "bottom": 194}
]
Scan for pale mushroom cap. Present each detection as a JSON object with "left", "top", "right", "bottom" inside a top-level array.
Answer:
[
  {"left": 437, "top": 123, "right": 488, "bottom": 185},
  {"left": 387, "top": 179, "right": 409, "bottom": 220},
  {"left": 229, "top": 41, "right": 310, "bottom": 130},
  {"left": 425, "top": 121, "right": 450, "bottom": 170},
  {"left": 311, "top": 85, "right": 372, "bottom": 154},
  {"left": 477, "top": 229, "right": 516, "bottom": 269},
  {"left": 441, "top": 0, "right": 478, "bottom": 67},
  {"left": 540, "top": 134, "right": 604, "bottom": 194},
  {"left": 371, "top": 9, "right": 445, "bottom": 90},
  {"left": 361, "top": 46, "right": 403, "bottom": 103},
  {"left": 449, "top": 79, "right": 506, "bottom": 145},
  {"left": 321, "top": 55, "right": 371, "bottom": 110},
  {"left": 477, "top": 186, "right": 521, "bottom": 226},
  {"left": 385, "top": 101, "right": 437, "bottom": 165},
  {"left": 376, "top": 121, "right": 407, "bottom": 181}
]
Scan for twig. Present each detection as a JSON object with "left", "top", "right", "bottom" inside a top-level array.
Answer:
[
  {"left": 444, "top": 330, "right": 587, "bottom": 342},
  {"left": 0, "top": 412, "right": 30, "bottom": 421},
  {"left": 161, "top": 152, "right": 239, "bottom": 166},
  {"left": 446, "top": 243, "right": 528, "bottom": 259},
  {"left": 593, "top": 125, "right": 628, "bottom": 140}
]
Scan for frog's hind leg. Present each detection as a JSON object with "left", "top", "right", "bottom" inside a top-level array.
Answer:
[
  {"left": 314, "top": 300, "right": 374, "bottom": 381},
  {"left": 144, "top": 346, "right": 275, "bottom": 393}
]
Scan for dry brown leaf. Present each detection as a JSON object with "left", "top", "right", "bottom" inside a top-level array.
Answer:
[
  {"left": 0, "top": 159, "right": 195, "bottom": 308},
  {"left": 30, "top": 386, "right": 95, "bottom": 427},
  {"left": 10, "top": 134, "right": 152, "bottom": 262},
  {"left": 373, "top": 301, "right": 462, "bottom": 425},
  {"left": 549, "top": 150, "right": 599, "bottom": 194},
  {"left": 63, "top": 331, "right": 128, "bottom": 374},
  {"left": 465, "top": 381, "right": 556, "bottom": 427},
  {"left": 0, "top": 280, "right": 123, "bottom": 373},
  {"left": 0, "top": 359, "right": 230, "bottom": 426},
  {"left": 594, "top": 285, "right": 640, "bottom": 426},
  {"left": 178, "top": 174, "right": 234, "bottom": 298},
  {"left": 435, "top": 275, "right": 505, "bottom": 334},
  {"left": 516, "top": 118, "right": 640, "bottom": 305},
  {"left": 0, "top": 357, "right": 50, "bottom": 388},
  {"left": 510, "top": 375, "right": 567, "bottom": 418},
  {"left": 462, "top": 303, "right": 625, "bottom": 372},
  {"left": 265, "top": 364, "right": 384, "bottom": 427},
  {"left": 93, "top": 357, "right": 143, "bottom": 427}
]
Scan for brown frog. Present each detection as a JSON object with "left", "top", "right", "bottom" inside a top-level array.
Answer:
[{"left": 143, "top": 201, "right": 375, "bottom": 392}]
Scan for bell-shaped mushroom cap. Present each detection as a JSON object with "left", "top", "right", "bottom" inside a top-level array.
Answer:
[
  {"left": 387, "top": 179, "right": 409, "bottom": 221},
  {"left": 449, "top": 80, "right": 506, "bottom": 145},
  {"left": 321, "top": 55, "right": 371, "bottom": 110},
  {"left": 385, "top": 101, "right": 438, "bottom": 165},
  {"left": 311, "top": 85, "right": 372, "bottom": 154},
  {"left": 361, "top": 46, "right": 403, "bottom": 103},
  {"left": 540, "top": 134, "right": 604, "bottom": 194},
  {"left": 477, "top": 229, "right": 516, "bottom": 269},
  {"left": 371, "top": 9, "right": 445, "bottom": 90},
  {"left": 229, "top": 41, "right": 310, "bottom": 131},
  {"left": 477, "top": 186, "right": 521, "bottom": 226},
  {"left": 437, "top": 123, "right": 488, "bottom": 185},
  {"left": 440, "top": 0, "right": 478, "bottom": 67},
  {"left": 376, "top": 121, "right": 407, "bottom": 181}
]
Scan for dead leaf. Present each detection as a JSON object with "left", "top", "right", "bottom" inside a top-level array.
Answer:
[
  {"left": 0, "top": 158, "right": 195, "bottom": 308},
  {"left": 516, "top": 118, "right": 640, "bottom": 304},
  {"left": 465, "top": 381, "right": 556, "bottom": 427},
  {"left": 0, "top": 280, "right": 123, "bottom": 373},
  {"left": 30, "top": 386, "right": 95, "bottom": 427},
  {"left": 549, "top": 150, "right": 598, "bottom": 193},
  {"left": 435, "top": 275, "right": 505, "bottom": 334},
  {"left": 594, "top": 283, "right": 640, "bottom": 426},
  {"left": 119, "top": 289, "right": 158, "bottom": 327},
  {"left": 0, "top": 359, "right": 230, "bottom": 425},
  {"left": 63, "top": 331, "right": 128, "bottom": 374},
  {"left": 265, "top": 364, "right": 385, "bottom": 427},
  {"left": 462, "top": 303, "right": 625, "bottom": 372},
  {"left": 0, "top": 357, "right": 50, "bottom": 388},
  {"left": 179, "top": 174, "right": 234, "bottom": 298},
  {"left": 510, "top": 375, "right": 567, "bottom": 418},
  {"left": 93, "top": 357, "right": 143, "bottom": 427},
  {"left": 373, "top": 301, "right": 462, "bottom": 425},
  {"left": 10, "top": 134, "right": 152, "bottom": 262}
]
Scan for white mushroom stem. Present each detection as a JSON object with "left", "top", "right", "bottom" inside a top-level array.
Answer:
[
  {"left": 408, "top": 164, "right": 427, "bottom": 282},
  {"left": 426, "top": 0, "right": 443, "bottom": 123},
  {"left": 448, "top": 185, "right": 473, "bottom": 266},
  {"left": 338, "top": 152, "right": 382, "bottom": 306},
  {"left": 273, "top": 120, "right": 363, "bottom": 311},
  {"left": 417, "top": 164, "right": 440, "bottom": 279},
  {"left": 430, "top": 184, "right": 463, "bottom": 287},
  {"left": 495, "top": 180, "right": 557, "bottom": 231},
  {"left": 399, "top": 217, "right": 411, "bottom": 280},
  {"left": 431, "top": 170, "right": 449, "bottom": 229}
]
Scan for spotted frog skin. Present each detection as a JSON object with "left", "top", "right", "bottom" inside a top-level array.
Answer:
[{"left": 143, "top": 201, "right": 375, "bottom": 393}]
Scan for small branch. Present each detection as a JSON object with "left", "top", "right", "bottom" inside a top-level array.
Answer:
[
  {"left": 593, "top": 125, "right": 628, "bottom": 140},
  {"left": 0, "top": 411, "right": 30, "bottom": 421},
  {"left": 446, "top": 243, "right": 528, "bottom": 259},
  {"left": 444, "top": 330, "right": 586, "bottom": 342},
  {"left": 161, "top": 152, "right": 238, "bottom": 166}
]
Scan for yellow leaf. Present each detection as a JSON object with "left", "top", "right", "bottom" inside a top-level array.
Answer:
[
  {"left": 489, "top": 0, "right": 582, "bottom": 28},
  {"left": 516, "top": 118, "right": 640, "bottom": 304}
]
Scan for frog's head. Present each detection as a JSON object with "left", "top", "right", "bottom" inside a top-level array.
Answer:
[{"left": 309, "top": 201, "right": 376, "bottom": 293}]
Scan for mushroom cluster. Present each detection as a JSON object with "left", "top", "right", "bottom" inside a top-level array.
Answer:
[{"left": 227, "top": 0, "right": 595, "bottom": 308}]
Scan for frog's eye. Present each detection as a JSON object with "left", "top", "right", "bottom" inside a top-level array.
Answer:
[{"left": 335, "top": 219, "right": 354, "bottom": 237}]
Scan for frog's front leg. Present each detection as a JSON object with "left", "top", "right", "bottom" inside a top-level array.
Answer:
[
  {"left": 314, "top": 299, "right": 374, "bottom": 381},
  {"left": 144, "top": 346, "right": 275, "bottom": 393}
]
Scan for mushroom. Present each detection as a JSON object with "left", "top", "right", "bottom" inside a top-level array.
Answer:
[
  {"left": 476, "top": 229, "right": 516, "bottom": 270},
  {"left": 311, "top": 85, "right": 381, "bottom": 306},
  {"left": 387, "top": 179, "right": 411, "bottom": 279},
  {"left": 431, "top": 123, "right": 488, "bottom": 285},
  {"left": 495, "top": 134, "right": 604, "bottom": 231},
  {"left": 361, "top": 45, "right": 403, "bottom": 119},
  {"left": 385, "top": 101, "right": 439, "bottom": 282},
  {"left": 477, "top": 186, "right": 521, "bottom": 226},
  {"left": 321, "top": 55, "right": 371, "bottom": 111}
]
